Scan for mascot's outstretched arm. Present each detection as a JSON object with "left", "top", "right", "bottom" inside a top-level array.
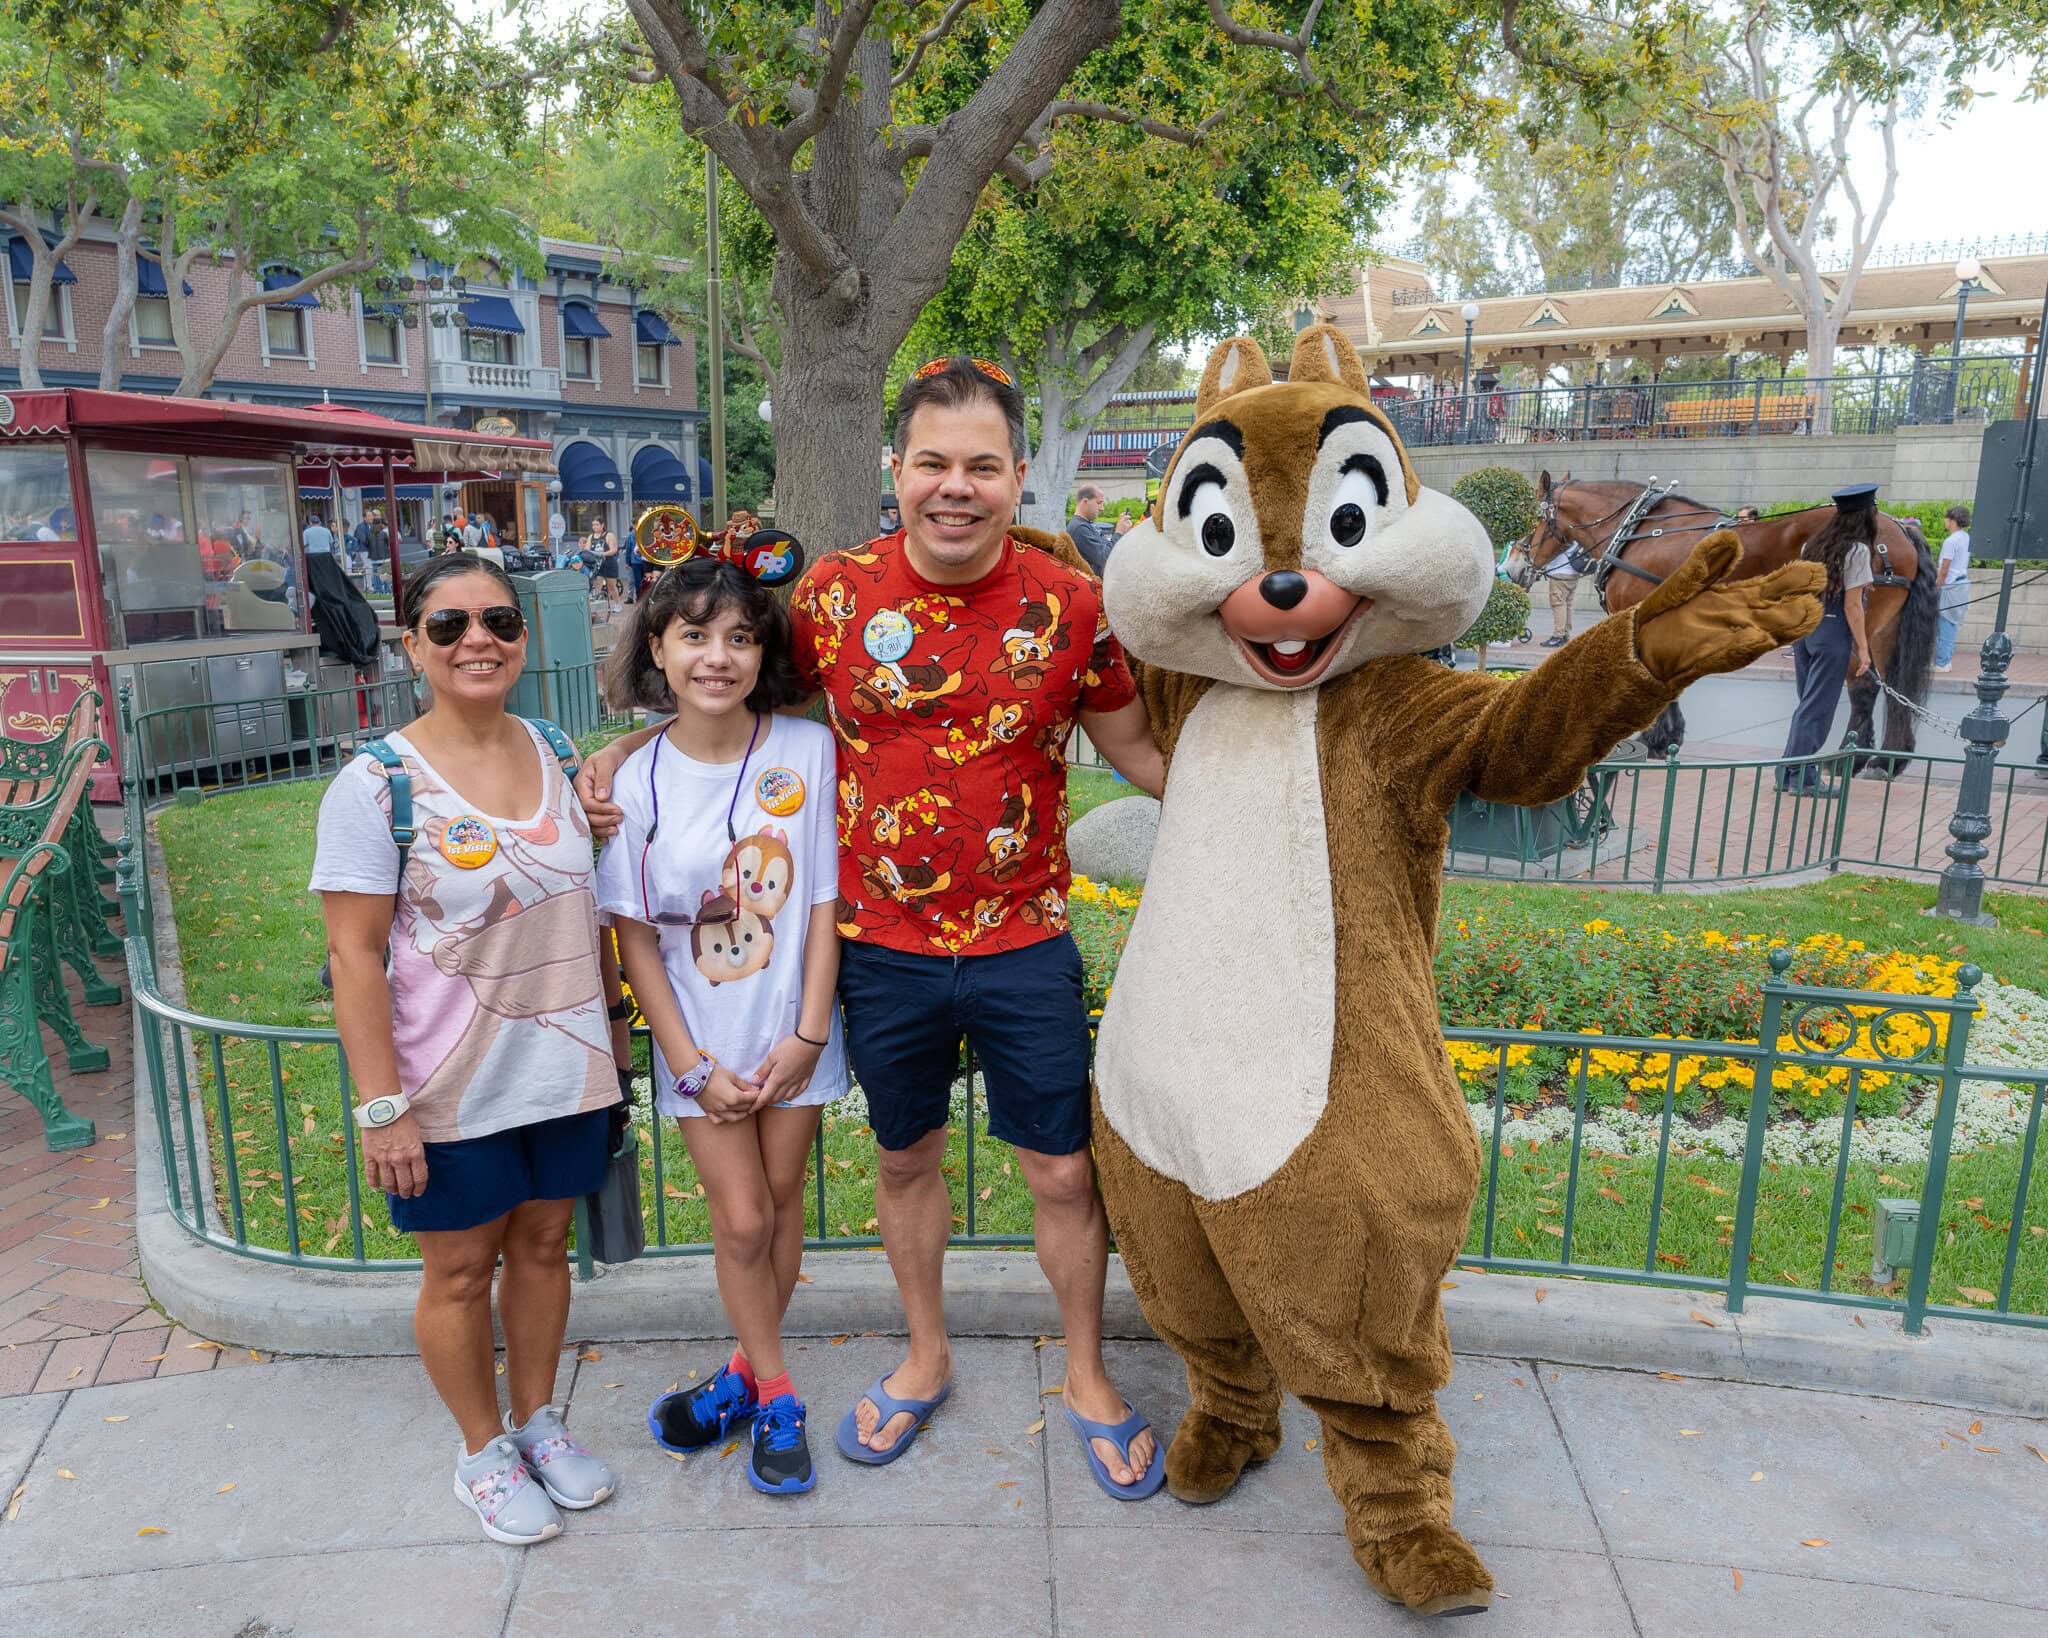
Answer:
[{"left": 1357, "top": 531, "right": 1823, "bottom": 817}]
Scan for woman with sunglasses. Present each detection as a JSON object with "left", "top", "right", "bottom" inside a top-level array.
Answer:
[
  {"left": 592, "top": 556, "right": 845, "bottom": 1496},
  {"left": 311, "top": 553, "right": 621, "bottom": 1545}
]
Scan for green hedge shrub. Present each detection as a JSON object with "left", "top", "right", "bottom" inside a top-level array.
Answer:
[
  {"left": 1452, "top": 467, "right": 1539, "bottom": 548},
  {"left": 1458, "top": 576, "right": 1532, "bottom": 648}
]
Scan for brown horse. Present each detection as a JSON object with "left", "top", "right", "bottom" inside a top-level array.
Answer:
[{"left": 1504, "top": 473, "right": 1937, "bottom": 771}]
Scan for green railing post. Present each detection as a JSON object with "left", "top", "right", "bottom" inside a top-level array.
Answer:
[
  {"left": 1903, "top": 963, "right": 1983, "bottom": 1334},
  {"left": 1651, "top": 746, "right": 1682, "bottom": 893},
  {"left": 1726, "top": 950, "right": 1791, "bottom": 1314},
  {"left": 1826, "top": 734, "right": 1858, "bottom": 871}
]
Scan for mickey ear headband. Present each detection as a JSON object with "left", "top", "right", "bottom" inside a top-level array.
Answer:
[{"left": 633, "top": 504, "right": 805, "bottom": 588}]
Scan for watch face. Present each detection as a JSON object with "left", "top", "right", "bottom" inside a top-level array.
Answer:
[{"left": 366, "top": 1098, "right": 396, "bottom": 1125}]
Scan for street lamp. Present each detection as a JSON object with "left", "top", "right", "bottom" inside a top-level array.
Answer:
[
  {"left": 1459, "top": 302, "right": 1481, "bottom": 443},
  {"left": 377, "top": 271, "right": 468, "bottom": 427},
  {"left": 1946, "top": 255, "right": 1982, "bottom": 423},
  {"left": 1933, "top": 270, "right": 2048, "bottom": 924},
  {"left": 757, "top": 399, "right": 772, "bottom": 423}
]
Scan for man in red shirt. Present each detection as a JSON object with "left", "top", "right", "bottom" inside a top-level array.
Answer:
[{"left": 578, "top": 358, "right": 1166, "bottom": 1494}]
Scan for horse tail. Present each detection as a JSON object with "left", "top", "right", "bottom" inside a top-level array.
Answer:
[{"left": 1887, "top": 519, "right": 1938, "bottom": 707}]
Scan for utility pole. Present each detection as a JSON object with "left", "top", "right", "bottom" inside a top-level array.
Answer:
[{"left": 706, "top": 149, "right": 728, "bottom": 532}]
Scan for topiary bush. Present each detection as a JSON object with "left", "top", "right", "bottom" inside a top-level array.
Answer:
[
  {"left": 1457, "top": 576, "right": 1531, "bottom": 649},
  {"left": 1452, "top": 466, "right": 1539, "bottom": 547}
]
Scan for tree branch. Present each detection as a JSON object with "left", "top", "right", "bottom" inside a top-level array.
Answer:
[
  {"left": 776, "top": 0, "right": 884, "bottom": 158},
  {"left": 893, "top": 0, "right": 975, "bottom": 88},
  {"left": 1042, "top": 99, "right": 1229, "bottom": 147}
]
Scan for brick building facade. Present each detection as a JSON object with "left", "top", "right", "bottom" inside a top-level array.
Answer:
[{"left": 3, "top": 221, "right": 704, "bottom": 548}]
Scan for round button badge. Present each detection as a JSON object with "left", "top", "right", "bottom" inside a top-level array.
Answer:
[
  {"left": 439, "top": 815, "right": 499, "bottom": 869},
  {"left": 755, "top": 767, "right": 805, "bottom": 817},
  {"left": 862, "top": 608, "right": 914, "bottom": 664}
]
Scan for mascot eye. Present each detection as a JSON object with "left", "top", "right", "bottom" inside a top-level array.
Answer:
[
  {"left": 1200, "top": 513, "right": 1235, "bottom": 557},
  {"left": 1325, "top": 465, "right": 1383, "bottom": 549}
]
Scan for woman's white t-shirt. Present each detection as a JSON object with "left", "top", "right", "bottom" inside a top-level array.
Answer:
[
  {"left": 307, "top": 719, "right": 618, "bottom": 1142},
  {"left": 592, "top": 714, "right": 848, "bottom": 1117}
]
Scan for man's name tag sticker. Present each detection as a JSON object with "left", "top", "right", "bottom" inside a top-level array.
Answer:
[
  {"left": 756, "top": 767, "right": 805, "bottom": 817},
  {"left": 862, "top": 608, "right": 914, "bottom": 664},
  {"left": 439, "top": 815, "right": 498, "bottom": 869}
]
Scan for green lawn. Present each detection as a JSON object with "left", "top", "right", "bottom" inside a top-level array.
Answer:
[{"left": 149, "top": 776, "right": 2047, "bottom": 1316}]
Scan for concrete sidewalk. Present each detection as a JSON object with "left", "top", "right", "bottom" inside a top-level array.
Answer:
[{"left": 3, "top": 1333, "right": 2043, "bottom": 1636}]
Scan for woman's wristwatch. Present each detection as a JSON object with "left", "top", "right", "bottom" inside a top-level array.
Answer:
[
  {"left": 353, "top": 1091, "right": 412, "bottom": 1129},
  {"left": 675, "top": 1051, "right": 716, "bottom": 1100}
]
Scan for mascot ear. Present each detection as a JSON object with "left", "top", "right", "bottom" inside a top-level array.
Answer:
[
  {"left": 1287, "top": 323, "right": 1373, "bottom": 396},
  {"left": 1196, "top": 336, "right": 1273, "bottom": 414}
]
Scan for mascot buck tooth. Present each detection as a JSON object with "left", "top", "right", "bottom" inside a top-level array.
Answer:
[{"left": 1083, "top": 325, "right": 1823, "bottom": 1617}]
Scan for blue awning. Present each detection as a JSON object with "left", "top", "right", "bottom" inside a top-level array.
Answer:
[
  {"left": 461, "top": 294, "right": 525, "bottom": 335},
  {"left": 262, "top": 269, "right": 319, "bottom": 309},
  {"left": 699, "top": 457, "right": 715, "bottom": 501},
  {"left": 6, "top": 235, "right": 77, "bottom": 285},
  {"left": 363, "top": 299, "right": 406, "bottom": 320},
  {"left": 635, "top": 310, "right": 680, "bottom": 346},
  {"left": 631, "top": 443, "right": 692, "bottom": 501},
  {"left": 561, "top": 302, "right": 610, "bottom": 340},
  {"left": 556, "top": 441, "right": 622, "bottom": 501},
  {"left": 300, "top": 483, "right": 435, "bottom": 499},
  {"left": 136, "top": 254, "right": 192, "bottom": 298}
]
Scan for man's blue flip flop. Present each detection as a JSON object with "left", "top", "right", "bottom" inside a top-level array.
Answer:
[
  {"left": 835, "top": 1374, "right": 952, "bottom": 1466},
  {"left": 1065, "top": 1402, "right": 1166, "bottom": 1500}
]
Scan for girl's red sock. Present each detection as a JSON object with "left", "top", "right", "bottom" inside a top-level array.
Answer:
[
  {"left": 728, "top": 1347, "right": 756, "bottom": 1394},
  {"left": 754, "top": 1369, "right": 795, "bottom": 1405}
]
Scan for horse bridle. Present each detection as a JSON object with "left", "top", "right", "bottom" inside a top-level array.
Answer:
[{"left": 1539, "top": 478, "right": 1745, "bottom": 605}]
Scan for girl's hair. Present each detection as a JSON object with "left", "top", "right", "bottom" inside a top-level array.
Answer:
[
  {"left": 605, "top": 556, "right": 806, "bottom": 713},
  {"left": 399, "top": 553, "right": 520, "bottom": 630}
]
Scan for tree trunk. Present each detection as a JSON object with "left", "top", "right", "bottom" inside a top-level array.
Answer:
[
  {"left": 1018, "top": 320, "right": 1156, "bottom": 534},
  {"left": 99, "top": 199, "right": 146, "bottom": 392},
  {"left": 768, "top": 294, "right": 893, "bottom": 556},
  {"left": 1024, "top": 400, "right": 1092, "bottom": 534}
]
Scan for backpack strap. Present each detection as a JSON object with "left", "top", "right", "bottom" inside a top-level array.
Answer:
[
  {"left": 523, "top": 717, "right": 582, "bottom": 780},
  {"left": 360, "top": 738, "right": 414, "bottom": 888}
]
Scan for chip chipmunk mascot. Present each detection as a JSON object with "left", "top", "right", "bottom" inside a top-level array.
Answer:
[{"left": 1078, "top": 326, "right": 1823, "bottom": 1617}]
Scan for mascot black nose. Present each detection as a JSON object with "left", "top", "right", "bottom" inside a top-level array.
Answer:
[{"left": 1259, "top": 571, "right": 1308, "bottom": 609}]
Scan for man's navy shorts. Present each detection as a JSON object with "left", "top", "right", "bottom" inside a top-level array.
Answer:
[
  {"left": 837, "top": 933, "right": 1094, "bottom": 1156},
  {"left": 387, "top": 1106, "right": 611, "bottom": 1234}
]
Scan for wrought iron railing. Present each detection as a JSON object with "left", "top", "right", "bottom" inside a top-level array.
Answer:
[{"left": 113, "top": 682, "right": 2044, "bottom": 1332}]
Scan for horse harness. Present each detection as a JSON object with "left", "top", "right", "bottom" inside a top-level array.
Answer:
[{"left": 1539, "top": 479, "right": 1910, "bottom": 609}]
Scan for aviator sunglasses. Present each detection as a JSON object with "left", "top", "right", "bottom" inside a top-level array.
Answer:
[{"left": 420, "top": 605, "right": 526, "bottom": 646}]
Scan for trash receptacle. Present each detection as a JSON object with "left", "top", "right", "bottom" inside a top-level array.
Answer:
[{"left": 508, "top": 570, "right": 600, "bottom": 735}]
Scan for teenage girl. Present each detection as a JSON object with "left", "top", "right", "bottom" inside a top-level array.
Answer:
[{"left": 592, "top": 556, "right": 846, "bottom": 1495}]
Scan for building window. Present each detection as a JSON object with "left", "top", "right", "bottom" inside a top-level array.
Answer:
[
  {"left": 565, "top": 334, "right": 594, "bottom": 379},
  {"left": 363, "top": 311, "right": 401, "bottom": 365},
  {"left": 135, "top": 294, "right": 176, "bottom": 346},
  {"left": 637, "top": 342, "right": 663, "bottom": 386},
  {"left": 10, "top": 281, "right": 65, "bottom": 339},
  {"left": 265, "top": 305, "right": 306, "bottom": 357},
  {"left": 466, "top": 327, "right": 513, "bottom": 365}
]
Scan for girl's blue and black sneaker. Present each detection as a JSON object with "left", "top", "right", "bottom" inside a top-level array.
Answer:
[
  {"left": 647, "top": 1365, "right": 756, "bottom": 1452},
  {"left": 748, "top": 1394, "right": 815, "bottom": 1494}
]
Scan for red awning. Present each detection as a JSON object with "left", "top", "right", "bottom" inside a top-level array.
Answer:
[{"left": 0, "top": 387, "right": 555, "bottom": 473}]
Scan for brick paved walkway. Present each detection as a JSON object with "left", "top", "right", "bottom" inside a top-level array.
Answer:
[{"left": 0, "top": 919, "right": 252, "bottom": 1400}]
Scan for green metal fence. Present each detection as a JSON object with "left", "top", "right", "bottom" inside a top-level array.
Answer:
[{"left": 113, "top": 675, "right": 2046, "bottom": 1333}]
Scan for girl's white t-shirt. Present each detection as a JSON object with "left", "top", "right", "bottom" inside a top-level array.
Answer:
[
  {"left": 592, "top": 714, "right": 848, "bottom": 1116},
  {"left": 307, "top": 720, "right": 618, "bottom": 1142}
]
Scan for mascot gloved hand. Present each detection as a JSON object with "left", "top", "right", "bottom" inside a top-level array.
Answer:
[{"left": 1077, "top": 325, "right": 1817, "bottom": 1619}]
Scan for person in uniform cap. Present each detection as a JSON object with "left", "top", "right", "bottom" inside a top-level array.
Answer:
[{"left": 1777, "top": 482, "right": 1877, "bottom": 795}]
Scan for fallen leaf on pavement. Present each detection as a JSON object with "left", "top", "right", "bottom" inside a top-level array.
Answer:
[
  {"left": 1853, "top": 1316, "right": 1866, "bottom": 1328},
  {"left": 187, "top": 1340, "right": 223, "bottom": 1351},
  {"left": 1679, "top": 1429, "right": 1702, "bottom": 1437},
  {"left": 1690, "top": 1311, "right": 1718, "bottom": 1328},
  {"left": 996, "top": 1481, "right": 1019, "bottom": 1490},
  {"left": 1800, "top": 1538, "right": 1828, "bottom": 1548},
  {"left": 719, "top": 1440, "right": 739, "bottom": 1459},
  {"left": 1305, "top": 1438, "right": 1319, "bottom": 1452},
  {"left": 1041, "top": 1386, "right": 1063, "bottom": 1396},
  {"left": 828, "top": 1335, "right": 849, "bottom": 1346},
  {"left": 795, "top": 1272, "right": 813, "bottom": 1284},
  {"left": 66, "top": 1368, "right": 81, "bottom": 1381},
  {"left": 1732, "top": 1569, "right": 1744, "bottom": 1590},
  {"left": 90, "top": 1198, "right": 110, "bottom": 1210},
  {"left": 1750, "top": 1472, "right": 1764, "bottom": 1482},
  {"left": 1657, "top": 1372, "right": 1686, "bottom": 1382},
  {"left": 215, "top": 1483, "right": 235, "bottom": 1494},
  {"left": 138, "top": 1527, "right": 167, "bottom": 1536},
  {"left": 603, "top": 1383, "right": 623, "bottom": 1390},
  {"left": 1534, "top": 1288, "right": 1547, "bottom": 1303},
  {"left": 1027, "top": 1418, "right": 1045, "bottom": 1435},
  {"left": 56, "top": 1470, "right": 76, "bottom": 1481},
  {"left": 141, "top": 1354, "right": 166, "bottom": 1364},
  {"left": 1969, "top": 1419, "right": 1983, "bottom": 1435},
  {"left": 103, "top": 1416, "right": 127, "bottom": 1423},
  {"left": 577, "top": 1350, "right": 602, "bottom": 1362},
  {"left": 666, "top": 1452, "right": 686, "bottom": 1464},
  {"left": 495, "top": 1362, "right": 505, "bottom": 1376},
  {"left": 1975, "top": 1446, "right": 2001, "bottom": 1454},
  {"left": 1441, "top": 1281, "right": 1458, "bottom": 1290},
  {"left": 4, "top": 1485, "right": 21, "bottom": 1522}
]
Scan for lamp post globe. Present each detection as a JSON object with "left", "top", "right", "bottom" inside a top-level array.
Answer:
[{"left": 757, "top": 399, "right": 772, "bottom": 423}]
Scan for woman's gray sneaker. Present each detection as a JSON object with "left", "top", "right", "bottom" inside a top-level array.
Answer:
[
  {"left": 454, "top": 1437, "right": 563, "bottom": 1544},
  {"left": 505, "top": 1406, "right": 617, "bottom": 1509}
]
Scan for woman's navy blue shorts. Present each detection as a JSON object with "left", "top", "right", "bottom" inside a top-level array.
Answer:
[
  {"left": 387, "top": 1106, "right": 611, "bottom": 1234},
  {"left": 837, "top": 932, "right": 1094, "bottom": 1156}
]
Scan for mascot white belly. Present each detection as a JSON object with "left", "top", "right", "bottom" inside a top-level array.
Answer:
[{"left": 1095, "top": 684, "right": 1335, "bottom": 1202}]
